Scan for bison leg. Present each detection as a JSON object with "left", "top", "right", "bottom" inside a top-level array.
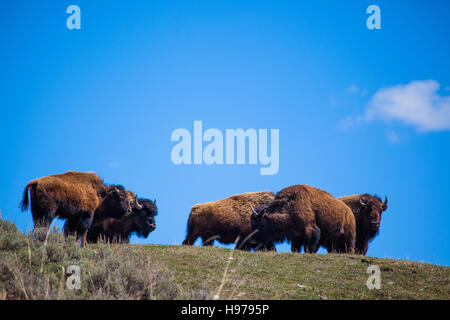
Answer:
[
  {"left": 201, "top": 233, "right": 216, "bottom": 246},
  {"left": 238, "top": 242, "right": 253, "bottom": 251},
  {"left": 30, "top": 204, "right": 54, "bottom": 230},
  {"left": 355, "top": 241, "right": 369, "bottom": 255},
  {"left": 182, "top": 231, "right": 200, "bottom": 245},
  {"left": 29, "top": 186, "right": 55, "bottom": 230},
  {"left": 291, "top": 238, "right": 303, "bottom": 253},
  {"left": 326, "top": 241, "right": 338, "bottom": 253},
  {"left": 303, "top": 226, "right": 321, "bottom": 253},
  {"left": 182, "top": 221, "right": 200, "bottom": 245},
  {"left": 77, "top": 210, "right": 94, "bottom": 247},
  {"left": 335, "top": 233, "right": 355, "bottom": 254}
]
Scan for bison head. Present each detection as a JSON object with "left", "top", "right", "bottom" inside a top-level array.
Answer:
[
  {"left": 132, "top": 198, "right": 158, "bottom": 238},
  {"left": 358, "top": 194, "right": 388, "bottom": 240},
  {"left": 98, "top": 185, "right": 133, "bottom": 219},
  {"left": 250, "top": 204, "right": 285, "bottom": 245},
  {"left": 108, "top": 185, "right": 133, "bottom": 212}
]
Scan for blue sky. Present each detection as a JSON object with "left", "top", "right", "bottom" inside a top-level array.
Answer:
[{"left": 1, "top": 1, "right": 449, "bottom": 266}]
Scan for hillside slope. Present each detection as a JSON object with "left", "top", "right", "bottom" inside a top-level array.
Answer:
[
  {"left": 0, "top": 217, "right": 449, "bottom": 300},
  {"left": 139, "top": 245, "right": 450, "bottom": 300}
]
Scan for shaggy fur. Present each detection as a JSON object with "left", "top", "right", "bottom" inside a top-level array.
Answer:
[
  {"left": 19, "top": 171, "right": 141, "bottom": 246},
  {"left": 182, "top": 191, "right": 276, "bottom": 250},
  {"left": 20, "top": 171, "right": 110, "bottom": 245},
  {"left": 251, "top": 185, "right": 356, "bottom": 254},
  {"left": 63, "top": 185, "right": 132, "bottom": 238},
  {"left": 338, "top": 194, "right": 388, "bottom": 255},
  {"left": 87, "top": 198, "right": 158, "bottom": 243}
]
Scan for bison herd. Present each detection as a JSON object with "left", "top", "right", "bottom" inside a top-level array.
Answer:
[
  {"left": 20, "top": 171, "right": 388, "bottom": 255},
  {"left": 20, "top": 171, "right": 157, "bottom": 245}
]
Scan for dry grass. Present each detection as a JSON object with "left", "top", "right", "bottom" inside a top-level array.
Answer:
[
  {"left": 1, "top": 216, "right": 449, "bottom": 300},
  {"left": 141, "top": 245, "right": 450, "bottom": 300},
  {"left": 0, "top": 217, "right": 209, "bottom": 300}
]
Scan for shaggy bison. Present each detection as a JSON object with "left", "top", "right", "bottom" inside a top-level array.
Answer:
[
  {"left": 251, "top": 185, "right": 356, "bottom": 253},
  {"left": 20, "top": 171, "right": 132, "bottom": 246},
  {"left": 86, "top": 198, "right": 158, "bottom": 243},
  {"left": 62, "top": 184, "right": 133, "bottom": 239},
  {"left": 338, "top": 194, "right": 388, "bottom": 255},
  {"left": 182, "top": 191, "right": 276, "bottom": 250}
]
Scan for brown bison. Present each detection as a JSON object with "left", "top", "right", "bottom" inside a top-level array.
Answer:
[
  {"left": 338, "top": 194, "right": 388, "bottom": 255},
  {"left": 251, "top": 185, "right": 356, "bottom": 253},
  {"left": 20, "top": 171, "right": 131, "bottom": 245},
  {"left": 86, "top": 198, "right": 158, "bottom": 243},
  {"left": 62, "top": 184, "right": 133, "bottom": 239},
  {"left": 182, "top": 191, "right": 276, "bottom": 250}
]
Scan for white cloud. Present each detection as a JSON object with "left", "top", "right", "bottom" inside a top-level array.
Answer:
[
  {"left": 365, "top": 80, "right": 450, "bottom": 132},
  {"left": 338, "top": 115, "right": 363, "bottom": 130}
]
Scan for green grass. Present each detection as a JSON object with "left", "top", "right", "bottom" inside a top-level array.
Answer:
[
  {"left": 137, "top": 245, "right": 450, "bottom": 300},
  {"left": 1, "top": 216, "right": 449, "bottom": 300}
]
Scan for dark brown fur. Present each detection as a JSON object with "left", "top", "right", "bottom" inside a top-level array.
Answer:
[
  {"left": 182, "top": 191, "right": 276, "bottom": 250},
  {"left": 86, "top": 198, "right": 158, "bottom": 243},
  {"left": 251, "top": 185, "right": 356, "bottom": 253},
  {"left": 339, "top": 194, "right": 388, "bottom": 255}
]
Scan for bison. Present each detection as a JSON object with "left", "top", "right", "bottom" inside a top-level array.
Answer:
[
  {"left": 250, "top": 185, "right": 356, "bottom": 253},
  {"left": 338, "top": 194, "right": 388, "bottom": 255},
  {"left": 182, "top": 191, "right": 276, "bottom": 250},
  {"left": 20, "top": 171, "right": 131, "bottom": 246},
  {"left": 86, "top": 198, "right": 158, "bottom": 243},
  {"left": 62, "top": 184, "right": 133, "bottom": 239}
]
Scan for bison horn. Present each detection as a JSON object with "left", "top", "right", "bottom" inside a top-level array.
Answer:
[
  {"left": 154, "top": 199, "right": 156, "bottom": 206},
  {"left": 359, "top": 196, "right": 369, "bottom": 206},
  {"left": 135, "top": 197, "right": 143, "bottom": 210},
  {"left": 251, "top": 206, "right": 259, "bottom": 216},
  {"left": 383, "top": 195, "right": 388, "bottom": 211}
]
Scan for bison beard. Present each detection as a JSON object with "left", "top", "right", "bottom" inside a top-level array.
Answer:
[
  {"left": 182, "top": 191, "right": 276, "bottom": 251},
  {"left": 251, "top": 185, "right": 356, "bottom": 254},
  {"left": 339, "top": 194, "right": 388, "bottom": 255}
]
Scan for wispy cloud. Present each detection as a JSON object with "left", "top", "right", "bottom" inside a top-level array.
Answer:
[
  {"left": 346, "top": 84, "right": 360, "bottom": 94},
  {"left": 385, "top": 129, "right": 400, "bottom": 144},
  {"left": 365, "top": 80, "right": 450, "bottom": 132},
  {"left": 338, "top": 115, "right": 363, "bottom": 130},
  {"left": 346, "top": 84, "right": 368, "bottom": 97}
]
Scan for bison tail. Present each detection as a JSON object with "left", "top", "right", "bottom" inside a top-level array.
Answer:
[
  {"left": 182, "top": 214, "right": 195, "bottom": 245},
  {"left": 19, "top": 182, "right": 35, "bottom": 211}
]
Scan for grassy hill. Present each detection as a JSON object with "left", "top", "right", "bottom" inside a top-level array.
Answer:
[
  {"left": 139, "top": 245, "right": 450, "bottom": 300},
  {"left": 0, "top": 217, "right": 449, "bottom": 300}
]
